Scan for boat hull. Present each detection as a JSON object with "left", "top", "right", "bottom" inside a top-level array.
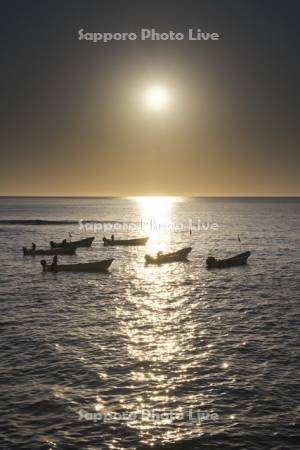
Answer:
[
  {"left": 23, "top": 247, "right": 76, "bottom": 256},
  {"left": 145, "top": 247, "right": 192, "bottom": 265},
  {"left": 103, "top": 237, "right": 149, "bottom": 246},
  {"left": 206, "top": 251, "right": 251, "bottom": 269},
  {"left": 50, "top": 237, "right": 95, "bottom": 248},
  {"left": 42, "top": 259, "right": 114, "bottom": 272}
]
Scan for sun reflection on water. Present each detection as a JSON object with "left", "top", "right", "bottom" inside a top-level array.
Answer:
[
  {"left": 115, "top": 274, "right": 205, "bottom": 445},
  {"left": 131, "top": 196, "right": 182, "bottom": 252},
  {"left": 112, "top": 197, "right": 211, "bottom": 446}
]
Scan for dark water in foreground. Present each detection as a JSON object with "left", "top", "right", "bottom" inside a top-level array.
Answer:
[{"left": 0, "top": 197, "right": 299, "bottom": 450}]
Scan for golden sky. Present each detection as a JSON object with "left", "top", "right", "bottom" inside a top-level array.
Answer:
[{"left": 0, "top": 2, "right": 299, "bottom": 196}]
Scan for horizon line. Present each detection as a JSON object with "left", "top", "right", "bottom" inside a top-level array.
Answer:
[{"left": 0, "top": 195, "right": 299, "bottom": 199}]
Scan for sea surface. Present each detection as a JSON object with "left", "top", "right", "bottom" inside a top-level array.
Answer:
[{"left": 0, "top": 197, "right": 299, "bottom": 450}]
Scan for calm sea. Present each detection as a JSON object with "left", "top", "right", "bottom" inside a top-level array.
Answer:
[{"left": 0, "top": 197, "right": 299, "bottom": 450}]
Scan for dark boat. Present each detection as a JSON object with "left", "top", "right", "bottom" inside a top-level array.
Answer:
[
  {"left": 206, "top": 251, "right": 251, "bottom": 269},
  {"left": 41, "top": 258, "right": 114, "bottom": 272},
  {"left": 103, "top": 236, "right": 149, "bottom": 246},
  {"left": 50, "top": 237, "right": 95, "bottom": 248},
  {"left": 145, "top": 247, "right": 192, "bottom": 265},
  {"left": 23, "top": 246, "right": 76, "bottom": 256}
]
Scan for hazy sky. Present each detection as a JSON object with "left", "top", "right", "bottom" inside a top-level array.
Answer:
[{"left": 0, "top": 0, "right": 299, "bottom": 196}]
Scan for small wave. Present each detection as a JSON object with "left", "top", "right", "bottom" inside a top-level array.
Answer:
[
  {"left": 0, "top": 220, "right": 78, "bottom": 225},
  {"left": 0, "top": 219, "right": 121, "bottom": 226}
]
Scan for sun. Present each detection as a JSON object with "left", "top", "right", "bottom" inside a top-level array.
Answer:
[{"left": 144, "top": 86, "right": 169, "bottom": 110}]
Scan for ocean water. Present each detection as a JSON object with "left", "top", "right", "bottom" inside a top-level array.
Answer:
[{"left": 0, "top": 197, "right": 299, "bottom": 450}]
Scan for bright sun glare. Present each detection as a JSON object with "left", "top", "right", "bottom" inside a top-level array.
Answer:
[
  {"left": 144, "top": 86, "right": 169, "bottom": 110},
  {"left": 129, "top": 197, "right": 182, "bottom": 250}
]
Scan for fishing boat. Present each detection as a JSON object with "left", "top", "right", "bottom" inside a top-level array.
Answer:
[
  {"left": 40, "top": 258, "right": 114, "bottom": 272},
  {"left": 50, "top": 237, "right": 95, "bottom": 248},
  {"left": 206, "top": 251, "right": 251, "bottom": 269},
  {"left": 145, "top": 247, "right": 192, "bottom": 265},
  {"left": 103, "top": 236, "right": 149, "bottom": 246},
  {"left": 23, "top": 246, "right": 76, "bottom": 256}
]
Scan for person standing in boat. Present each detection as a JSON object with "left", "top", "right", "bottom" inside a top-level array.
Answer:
[
  {"left": 51, "top": 255, "right": 58, "bottom": 271},
  {"left": 111, "top": 234, "right": 115, "bottom": 241},
  {"left": 32, "top": 242, "right": 36, "bottom": 252}
]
